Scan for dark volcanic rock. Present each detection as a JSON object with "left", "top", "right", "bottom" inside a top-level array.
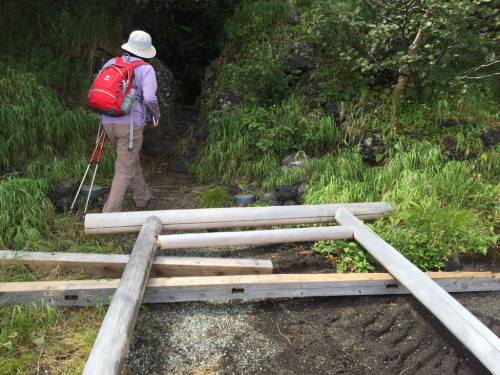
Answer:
[
  {"left": 286, "top": 41, "right": 317, "bottom": 74},
  {"left": 168, "top": 161, "right": 190, "bottom": 174},
  {"left": 227, "top": 183, "right": 242, "bottom": 195},
  {"left": 198, "top": 67, "right": 222, "bottom": 109},
  {"left": 263, "top": 191, "right": 277, "bottom": 203},
  {"left": 288, "top": 7, "right": 303, "bottom": 25},
  {"left": 323, "top": 101, "right": 344, "bottom": 123},
  {"left": 142, "top": 140, "right": 176, "bottom": 157},
  {"left": 479, "top": 126, "right": 500, "bottom": 149},
  {"left": 55, "top": 197, "right": 73, "bottom": 213},
  {"left": 47, "top": 180, "right": 72, "bottom": 203},
  {"left": 210, "top": 87, "right": 243, "bottom": 113},
  {"left": 352, "top": 104, "right": 382, "bottom": 119},
  {"left": 284, "top": 200, "right": 297, "bottom": 205},
  {"left": 437, "top": 118, "right": 474, "bottom": 129},
  {"left": 281, "top": 152, "right": 312, "bottom": 170},
  {"left": 296, "top": 182, "right": 307, "bottom": 199},
  {"left": 149, "top": 58, "right": 179, "bottom": 136},
  {"left": 276, "top": 184, "right": 298, "bottom": 201},
  {"left": 270, "top": 198, "right": 284, "bottom": 206},
  {"left": 443, "top": 137, "right": 477, "bottom": 160},
  {"left": 437, "top": 118, "right": 458, "bottom": 128},
  {"left": 357, "top": 134, "right": 386, "bottom": 164},
  {"left": 298, "top": 70, "right": 328, "bottom": 109}
]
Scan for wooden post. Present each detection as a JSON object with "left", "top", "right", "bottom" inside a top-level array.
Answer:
[
  {"left": 157, "top": 226, "right": 353, "bottom": 250},
  {"left": 335, "top": 208, "right": 500, "bottom": 375},
  {"left": 0, "top": 250, "right": 273, "bottom": 278},
  {"left": 1, "top": 272, "right": 499, "bottom": 307},
  {"left": 84, "top": 202, "right": 394, "bottom": 235},
  {"left": 82, "top": 216, "right": 162, "bottom": 375}
]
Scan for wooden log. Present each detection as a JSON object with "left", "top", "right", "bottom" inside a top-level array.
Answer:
[
  {"left": 334, "top": 207, "right": 500, "bottom": 375},
  {"left": 82, "top": 216, "right": 162, "bottom": 375},
  {"left": 1, "top": 272, "right": 499, "bottom": 307},
  {"left": 85, "top": 202, "right": 394, "bottom": 235},
  {"left": 157, "top": 226, "right": 353, "bottom": 250},
  {"left": 0, "top": 250, "right": 272, "bottom": 277}
]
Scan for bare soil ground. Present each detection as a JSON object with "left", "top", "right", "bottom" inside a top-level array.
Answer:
[{"left": 119, "top": 160, "right": 500, "bottom": 375}]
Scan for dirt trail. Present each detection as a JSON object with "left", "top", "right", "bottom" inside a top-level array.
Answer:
[{"left": 120, "top": 108, "right": 500, "bottom": 375}]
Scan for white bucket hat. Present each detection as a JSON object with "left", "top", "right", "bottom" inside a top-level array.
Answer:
[{"left": 121, "top": 30, "right": 156, "bottom": 59}]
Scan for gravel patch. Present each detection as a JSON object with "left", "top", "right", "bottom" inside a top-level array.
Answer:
[{"left": 125, "top": 300, "right": 284, "bottom": 375}]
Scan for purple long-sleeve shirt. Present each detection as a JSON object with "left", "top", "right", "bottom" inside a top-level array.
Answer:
[{"left": 99, "top": 55, "right": 161, "bottom": 126}]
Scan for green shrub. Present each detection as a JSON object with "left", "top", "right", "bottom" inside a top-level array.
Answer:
[
  {"left": 194, "top": 188, "right": 233, "bottom": 208},
  {"left": 314, "top": 239, "right": 375, "bottom": 273},
  {"left": 0, "top": 65, "right": 98, "bottom": 167},
  {"left": 225, "top": 0, "right": 292, "bottom": 44},
  {"left": 307, "top": 0, "right": 500, "bottom": 94},
  {"left": 193, "top": 96, "right": 340, "bottom": 184},
  {"left": 301, "top": 142, "right": 500, "bottom": 270},
  {"left": 233, "top": 43, "right": 300, "bottom": 105}
]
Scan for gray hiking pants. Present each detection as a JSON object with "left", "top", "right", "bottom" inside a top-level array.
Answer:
[{"left": 103, "top": 123, "right": 150, "bottom": 213}]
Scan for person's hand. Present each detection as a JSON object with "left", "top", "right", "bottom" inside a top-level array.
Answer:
[{"left": 152, "top": 118, "right": 159, "bottom": 127}]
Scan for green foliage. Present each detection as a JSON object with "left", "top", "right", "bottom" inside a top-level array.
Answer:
[
  {"left": 225, "top": 0, "right": 292, "bottom": 44},
  {"left": 194, "top": 188, "right": 233, "bottom": 208},
  {"left": 307, "top": 0, "right": 500, "bottom": 93},
  {"left": 0, "top": 0, "right": 123, "bottom": 101},
  {"left": 0, "top": 156, "right": 116, "bottom": 252},
  {"left": 0, "top": 176, "right": 53, "bottom": 251},
  {"left": 314, "top": 239, "right": 375, "bottom": 273},
  {"left": 0, "top": 64, "right": 100, "bottom": 167},
  {"left": 0, "top": 300, "right": 56, "bottom": 355},
  {"left": 233, "top": 43, "right": 300, "bottom": 104},
  {"left": 301, "top": 143, "right": 500, "bottom": 270},
  {"left": 193, "top": 96, "right": 340, "bottom": 184}
]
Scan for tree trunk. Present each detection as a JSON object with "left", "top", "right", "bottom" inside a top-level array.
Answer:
[{"left": 392, "top": 10, "right": 431, "bottom": 100}]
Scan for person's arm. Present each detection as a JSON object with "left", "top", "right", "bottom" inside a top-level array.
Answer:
[{"left": 142, "top": 65, "right": 161, "bottom": 126}]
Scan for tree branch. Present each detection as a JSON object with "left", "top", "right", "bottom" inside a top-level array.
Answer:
[{"left": 460, "top": 60, "right": 500, "bottom": 79}]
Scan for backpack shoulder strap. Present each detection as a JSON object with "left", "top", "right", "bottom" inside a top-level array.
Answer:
[{"left": 115, "top": 56, "right": 149, "bottom": 69}]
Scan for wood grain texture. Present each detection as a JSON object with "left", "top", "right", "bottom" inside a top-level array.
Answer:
[
  {"left": 0, "top": 250, "right": 272, "bottom": 277},
  {"left": 85, "top": 202, "right": 394, "bottom": 234},
  {"left": 82, "top": 216, "right": 162, "bottom": 375},
  {"left": 334, "top": 207, "right": 500, "bottom": 375},
  {"left": 157, "top": 226, "right": 353, "bottom": 249},
  {"left": 1, "top": 272, "right": 498, "bottom": 307}
]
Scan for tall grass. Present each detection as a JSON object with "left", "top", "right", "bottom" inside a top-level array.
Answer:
[
  {"left": 193, "top": 96, "right": 341, "bottom": 183},
  {"left": 277, "top": 142, "right": 500, "bottom": 269},
  {"left": 0, "top": 65, "right": 99, "bottom": 168}
]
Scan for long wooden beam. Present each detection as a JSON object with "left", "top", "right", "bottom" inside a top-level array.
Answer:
[
  {"left": 335, "top": 207, "right": 500, "bottom": 375},
  {"left": 84, "top": 202, "right": 394, "bottom": 235},
  {"left": 83, "top": 216, "right": 162, "bottom": 375},
  {"left": 1, "top": 272, "right": 498, "bottom": 307},
  {"left": 0, "top": 250, "right": 272, "bottom": 277},
  {"left": 157, "top": 226, "right": 353, "bottom": 250}
]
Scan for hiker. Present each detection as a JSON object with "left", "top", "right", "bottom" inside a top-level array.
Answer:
[{"left": 98, "top": 30, "right": 161, "bottom": 213}]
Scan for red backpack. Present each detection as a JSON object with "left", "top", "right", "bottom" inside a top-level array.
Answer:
[{"left": 89, "top": 57, "right": 148, "bottom": 116}]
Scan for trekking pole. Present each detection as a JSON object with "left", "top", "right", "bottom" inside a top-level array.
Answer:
[
  {"left": 81, "top": 132, "right": 106, "bottom": 221},
  {"left": 70, "top": 129, "right": 106, "bottom": 212}
]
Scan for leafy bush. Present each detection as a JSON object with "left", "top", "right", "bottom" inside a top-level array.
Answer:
[
  {"left": 307, "top": 0, "right": 500, "bottom": 95},
  {"left": 233, "top": 43, "right": 300, "bottom": 104},
  {"left": 300, "top": 143, "right": 500, "bottom": 270},
  {"left": 225, "top": 0, "right": 292, "bottom": 44},
  {"left": 314, "top": 239, "right": 375, "bottom": 273},
  {"left": 193, "top": 96, "right": 340, "bottom": 184}
]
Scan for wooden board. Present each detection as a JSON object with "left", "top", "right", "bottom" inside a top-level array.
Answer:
[
  {"left": 85, "top": 202, "right": 394, "bottom": 234},
  {"left": 1, "top": 272, "right": 499, "bottom": 307},
  {"left": 335, "top": 207, "right": 500, "bottom": 375},
  {"left": 0, "top": 250, "right": 273, "bottom": 277},
  {"left": 83, "top": 216, "right": 162, "bottom": 375},
  {"left": 157, "top": 226, "right": 353, "bottom": 249}
]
